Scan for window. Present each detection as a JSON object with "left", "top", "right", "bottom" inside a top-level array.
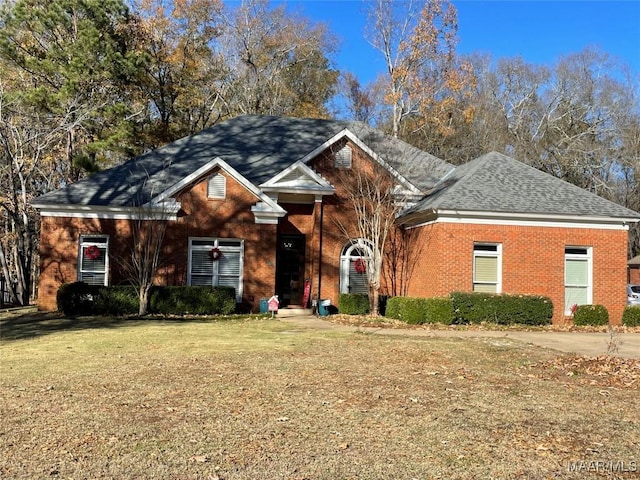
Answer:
[
  {"left": 79, "top": 235, "right": 109, "bottom": 286},
  {"left": 565, "top": 246, "right": 592, "bottom": 314},
  {"left": 334, "top": 145, "right": 352, "bottom": 169},
  {"left": 340, "top": 239, "right": 372, "bottom": 294},
  {"left": 473, "top": 243, "right": 501, "bottom": 293},
  {"left": 188, "top": 238, "right": 243, "bottom": 301},
  {"left": 207, "top": 173, "right": 226, "bottom": 199}
]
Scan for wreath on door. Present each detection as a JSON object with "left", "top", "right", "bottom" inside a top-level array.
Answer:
[
  {"left": 84, "top": 245, "right": 101, "bottom": 260},
  {"left": 210, "top": 247, "right": 222, "bottom": 261},
  {"left": 354, "top": 258, "right": 366, "bottom": 274}
]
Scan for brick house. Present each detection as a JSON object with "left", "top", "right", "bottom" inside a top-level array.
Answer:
[
  {"left": 629, "top": 256, "right": 640, "bottom": 285},
  {"left": 33, "top": 115, "right": 640, "bottom": 324}
]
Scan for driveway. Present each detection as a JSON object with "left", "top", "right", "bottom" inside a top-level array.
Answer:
[{"left": 279, "top": 315, "right": 640, "bottom": 359}]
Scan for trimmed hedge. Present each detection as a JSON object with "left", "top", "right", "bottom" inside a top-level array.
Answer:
[
  {"left": 386, "top": 297, "right": 427, "bottom": 324},
  {"left": 338, "top": 293, "right": 370, "bottom": 315},
  {"left": 622, "top": 306, "right": 640, "bottom": 327},
  {"left": 385, "top": 296, "right": 453, "bottom": 325},
  {"left": 57, "top": 283, "right": 138, "bottom": 316},
  {"left": 572, "top": 304, "right": 609, "bottom": 326},
  {"left": 150, "top": 286, "right": 236, "bottom": 315},
  {"left": 57, "top": 282, "right": 236, "bottom": 316},
  {"left": 451, "top": 292, "right": 553, "bottom": 326},
  {"left": 337, "top": 293, "right": 389, "bottom": 315},
  {"left": 424, "top": 297, "right": 455, "bottom": 325}
]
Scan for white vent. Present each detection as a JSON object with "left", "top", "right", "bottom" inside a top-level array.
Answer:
[
  {"left": 207, "top": 173, "right": 226, "bottom": 199},
  {"left": 334, "top": 145, "right": 352, "bottom": 168}
]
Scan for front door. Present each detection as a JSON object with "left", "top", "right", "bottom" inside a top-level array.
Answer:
[{"left": 276, "top": 234, "right": 305, "bottom": 307}]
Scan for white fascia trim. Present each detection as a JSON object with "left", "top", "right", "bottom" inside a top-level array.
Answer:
[
  {"left": 34, "top": 203, "right": 182, "bottom": 220},
  {"left": 151, "top": 155, "right": 286, "bottom": 221},
  {"left": 148, "top": 156, "right": 218, "bottom": 203},
  {"left": 260, "top": 160, "right": 336, "bottom": 196},
  {"left": 403, "top": 209, "right": 637, "bottom": 230},
  {"left": 298, "top": 128, "right": 423, "bottom": 197}
]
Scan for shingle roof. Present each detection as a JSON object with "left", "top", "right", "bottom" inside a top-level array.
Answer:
[
  {"left": 404, "top": 151, "right": 640, "bottom": 219},
  {"left": 33, "top": 115, "right": 452, "bottom": 207}
]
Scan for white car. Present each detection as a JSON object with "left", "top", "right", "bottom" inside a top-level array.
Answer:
[{"left": 628, "top": 284, "right": 640, "bottom": 306}]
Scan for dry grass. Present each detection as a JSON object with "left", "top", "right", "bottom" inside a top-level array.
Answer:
[{"left": 1, "top": 314, "right": 639, "bottom": 479}]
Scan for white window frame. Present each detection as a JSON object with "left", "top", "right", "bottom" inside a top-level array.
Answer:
[
  {"left": 187, "top": 237, "right": 244, "bottom": 302},
  {"left": 564, "top": 246, "right": 593, "bottom": 315},
  {"left": 334, "top": 145, "right": 352, "bottom": 169},
  {"left": 207, "top": 173, "right": 226, "bottom": 199},
  {"left": 78, "top": 235, "right": 109, "bottom": 286},
  {"left": 472, "top": 243, "right": 502, "bottom": 293},
  {"left": 339, "top": 239, "right": 372, "bottom": 294}
]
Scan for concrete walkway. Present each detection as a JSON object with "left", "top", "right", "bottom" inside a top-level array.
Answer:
[{"left": 279, "top": 314, "right": 640, "bottom": 359}]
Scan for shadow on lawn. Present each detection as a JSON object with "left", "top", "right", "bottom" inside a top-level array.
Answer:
[{"left": 0, "top": 310, "right": 243, "bottom": 342}]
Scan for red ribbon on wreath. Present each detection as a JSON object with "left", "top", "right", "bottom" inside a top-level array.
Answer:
[
  {"left": 210, "top": 247, "right": 222, "bottom": 261},
  {"left": 354, "top": 258, "right": 366, "bottom": 274},
  {"left": 84, "top": 245, "right": 101, "bottom": 260}
]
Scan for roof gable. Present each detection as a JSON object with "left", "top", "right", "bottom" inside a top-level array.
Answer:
[{"left": 260, "top": 161, "right": 335, "bottom": 195}]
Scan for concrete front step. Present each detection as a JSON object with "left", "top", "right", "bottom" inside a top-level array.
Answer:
[{"left": 275, "top": 307, "right": 314, "bottom": 317}]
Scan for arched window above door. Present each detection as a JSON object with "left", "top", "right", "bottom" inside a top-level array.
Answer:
[{"left": 340, "top": 239, "right": 372, "bottom": 295}]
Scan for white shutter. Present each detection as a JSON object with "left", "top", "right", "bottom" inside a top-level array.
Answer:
[
  {"left": 348, "top": 261, "right": 368, "bottom": 294},
  {"left": 218, "top": 252, "right": 241, "bottom": 288},
  {"left": 190, "top": 249, "right": 214, "bottom": 286}
]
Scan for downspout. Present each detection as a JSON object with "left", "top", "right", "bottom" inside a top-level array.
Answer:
[{"left": 317, "top": 201, "right": 324, "bottom": 302}]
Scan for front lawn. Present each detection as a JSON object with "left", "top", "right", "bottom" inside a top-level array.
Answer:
[{"left": 1, "top": 315, "right": 638, "bottom": 479}]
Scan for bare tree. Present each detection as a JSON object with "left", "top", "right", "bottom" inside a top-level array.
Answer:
[
  {"left": 365, "top": 0, "right": 474, "bottom": 140},
  {"left": 334, "top": 151, "right": 420, "bottom": 315},
  {"left": 114, "top": 172, "right": 174, "bottom": 316},
  {"left": 0, "top": 73, "right": 67, "bottom": 305},
  {"left": 383, "top": 226, "right": 424, "bottom": 297}
]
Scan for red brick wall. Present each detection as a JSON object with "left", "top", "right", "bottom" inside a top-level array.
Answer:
[
  {"left": 308, "top": 139, "right": 392, "bottom": 305},
  {"left": 629, "top": 266, "right": 640, "bottom": 284},
  {"left": 406, "top": 222, "right": 629, "bottom": 325},
  {"left": 38, "top": 169, "right": 277, "bottom": 311}
]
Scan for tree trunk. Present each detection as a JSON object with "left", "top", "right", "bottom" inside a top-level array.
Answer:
[
  {"left": 370, "top": 285, "right": 380, "bottom": 317},
  {"left": 139, "top": 285, "right": 151, "bottom": 316}
]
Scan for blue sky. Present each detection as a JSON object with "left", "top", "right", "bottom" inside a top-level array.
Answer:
[{"left": 278, "top": 0, "right": 640, "bottom": 85}]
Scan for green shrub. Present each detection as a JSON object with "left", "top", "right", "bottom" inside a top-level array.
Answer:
[
  {"left": 100, "top": 286, "right": 139, "bottom": 315},
  {"left": 57, "top": 282, "right": 95, "bottom": 316},
  {"left": 149, "top": 286, "right": 236, "bottom": 315},
  {"left": 385, "top": 297, "right": 427, "bottom": 324},
  {"left": 622, "top": 306, "right": 640, "bottom": 327},
  {"left": 451, "top": 292, "right": 553, "bottom": 326},
  {"left": 385, "top": 296, "right": 401, "bottom": 320},
  {"left": 56, "top": 282, "right": 138, "bottom": 316},
  {"left": 424, "top": 297, "right": 454, "bottom": 325},
  {"left": 57, "top": 283, "right": 236, "bottom": 316},
  {"left": 338, "top": 293, "right": 370, "bottom": 315},
  {"left": 572, "top": 304, "right": 609, "bottom": 326}
]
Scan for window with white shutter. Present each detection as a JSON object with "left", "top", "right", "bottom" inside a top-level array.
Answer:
[
  {"left": 78, "top": 235, "right": 109, "bottom": 286},
  {"left": 188, "top": 238, "right": 243, "bottom": 301},
  {"left": 473, "top": 244, "right": 501, "bottom": 293}
]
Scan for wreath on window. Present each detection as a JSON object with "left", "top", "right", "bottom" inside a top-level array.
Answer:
[
  {"left": 210, "top": 247, "right": 222, "bottom": 261},
  {"left": 84, "top": 245, "right": 101, "bottom": 260},
  {"left": 354, "top": 258, "right": 366, "bottom": 274}
]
